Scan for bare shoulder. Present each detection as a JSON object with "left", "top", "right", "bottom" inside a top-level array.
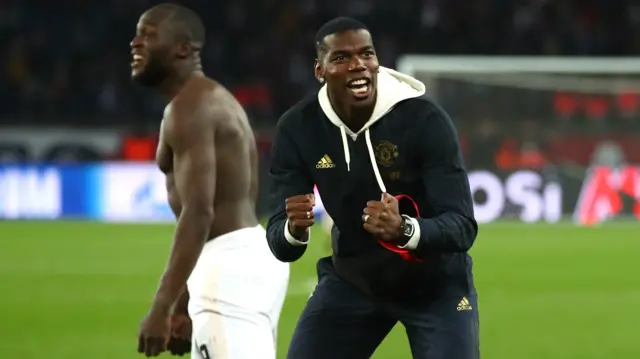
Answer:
[
  {"left": 175, "top": 77, "right": 242, "bottom": 120},
  {"left": 164, "top": 77, "right": 243, "bottom": 144}
]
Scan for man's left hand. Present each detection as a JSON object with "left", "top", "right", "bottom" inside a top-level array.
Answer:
[
  {"left": 138, "top": 307, "right": 171, "bottom": 357},
  {"left": 167, "top": 314, "right": 192, "bottom": 356},
  {"left": 362, "top": 193, "right": 403, "bottom": 242}
]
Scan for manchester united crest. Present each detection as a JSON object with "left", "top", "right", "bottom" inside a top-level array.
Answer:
[{"left": 374, "top": 141, "right": 399, "bottom": 167}]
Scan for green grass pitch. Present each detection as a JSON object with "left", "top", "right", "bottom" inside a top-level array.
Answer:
[{"left": 0, "top": 221, "right": 638, "bottom": 358}]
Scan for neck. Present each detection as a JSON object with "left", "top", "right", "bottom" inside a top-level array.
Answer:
[
  {"left": 329, "top": 91, "right": 376, "bottom": 133},
  {"left": 156, "top": 61, "right": 203, "bottom": 100}
]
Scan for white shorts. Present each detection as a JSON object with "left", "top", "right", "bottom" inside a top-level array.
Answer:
[{"left": 187, "top": 225, "right": 290, "bottom": 359}]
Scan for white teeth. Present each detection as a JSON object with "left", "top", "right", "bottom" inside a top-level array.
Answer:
[
  {"left": 347, "top": 78, "right": 370, "bottom": 96},
  {"left": 133, "top": 55, "right": 144, "bottom": 60},
  {"left": 349, "top": 79, "right": 367, "bottom": 86}
]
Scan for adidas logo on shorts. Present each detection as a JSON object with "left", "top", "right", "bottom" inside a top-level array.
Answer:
[{"left": 457, "top": 297, "right": 472, "bottom": 311}]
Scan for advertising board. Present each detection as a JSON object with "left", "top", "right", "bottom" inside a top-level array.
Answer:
[{"left": 0, "top": 164, "right": 573, "bottom": 224}]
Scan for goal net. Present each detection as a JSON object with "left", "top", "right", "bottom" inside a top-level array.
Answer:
[
  {"left": 396, "top": 56, "right": 640, "bottom": 225},
  {"left": 397, "top": 56, "right": 640, "bottom": 134}
]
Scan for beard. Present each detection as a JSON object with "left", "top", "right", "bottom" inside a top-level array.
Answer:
[{"left": 132, "top": 54, "right": 171, "bottom": 87}]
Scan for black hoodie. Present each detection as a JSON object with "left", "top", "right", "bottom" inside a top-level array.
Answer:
[{"left": 266, "top": 67, "right": 478, "bottom": 302}]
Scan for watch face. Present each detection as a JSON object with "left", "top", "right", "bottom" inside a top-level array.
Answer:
[{"left": 403, "top": 219, "right": 414, "bottom": 237}]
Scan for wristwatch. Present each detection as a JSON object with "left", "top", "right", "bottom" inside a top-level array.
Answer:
[{"left": 394, "top": 215, "right": 415, "bottom": 247}]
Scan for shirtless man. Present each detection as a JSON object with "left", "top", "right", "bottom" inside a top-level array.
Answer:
[{"left": 130, "top": 4, "right": 289, "bottom": 358}]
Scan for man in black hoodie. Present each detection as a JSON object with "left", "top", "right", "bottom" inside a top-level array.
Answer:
[{"left": 266, "top": 17, "right": 480, "bottom": 359}]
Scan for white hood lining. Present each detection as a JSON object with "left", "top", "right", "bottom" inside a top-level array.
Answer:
[{"left": 318, "top": 67, "right": 426, "bottom": 194}]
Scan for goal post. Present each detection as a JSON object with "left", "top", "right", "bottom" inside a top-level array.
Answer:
[
  {"left": 397, "top": 56, "right": 640, "bottom": 74},
  {"left": 397, "top": 56, "right": 640, "bottom": 99},
  {"left": 396, "top": 55, "right": 640, "bottom": 225}
]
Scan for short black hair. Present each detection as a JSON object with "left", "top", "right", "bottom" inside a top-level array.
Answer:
[
  {"left": 150, "top": 3, "right": 206, "bottom": 49},
  {"left": 315, "top": 17, "right": 369, "bottom": 58}
]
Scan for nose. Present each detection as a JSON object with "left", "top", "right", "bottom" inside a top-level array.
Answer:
[
  {"left": 348, "top": 56, "right": 366, "bottom": 72},
  {"left": 130, "top": 36, "right": 142, "bottom": 49}
]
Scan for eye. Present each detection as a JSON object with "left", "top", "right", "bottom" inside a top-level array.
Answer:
[
  {"left": 363, "top": 51, "right": 374, "bottom": 57},
  {"left": 334, "top": 55, "right": 346, "bottom": 61}
]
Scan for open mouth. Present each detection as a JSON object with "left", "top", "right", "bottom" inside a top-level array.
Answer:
[
  {"left": 131, "top": 54, "right": 145, "bottom": 68},
  {"left": 346, "top": 78, "right": 371, "bottom": 98}
]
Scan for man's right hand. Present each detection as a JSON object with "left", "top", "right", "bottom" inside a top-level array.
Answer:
[{"left": 285, "top": 194, "right": 315, "bottom": 238}]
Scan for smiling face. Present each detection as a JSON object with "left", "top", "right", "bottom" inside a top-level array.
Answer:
[
  {"left": 130, "top": 10, "right": 177, "bottom": 87},
  {"left": 315, "top": 29, "right": 379, "bottom": 109}
]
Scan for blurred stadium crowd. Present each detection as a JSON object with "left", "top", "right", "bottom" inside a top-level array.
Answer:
[
  {"left": 1, "top": 0, "right": 640, "bottom": 169},
  {"left": 2, "top": 0, "right": 637, "bottom": 122}
]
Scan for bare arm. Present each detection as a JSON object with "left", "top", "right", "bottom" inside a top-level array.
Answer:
[
  {"left": 151, "top": 100, "right": 218, "bottom": 314},
  {"left": 173, "top": 289, "right": 189, "bottom": 314}
]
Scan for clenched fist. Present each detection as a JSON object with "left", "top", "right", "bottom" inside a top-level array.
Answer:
[
  {"left": 285, "top": 194, "right": 315, "bottom": 238},
  {"left": 167, "top": 314, "right": 191, "bottom": 356},
  {"left": 362, "top": 192, "right": 403, "bottom": 242}
]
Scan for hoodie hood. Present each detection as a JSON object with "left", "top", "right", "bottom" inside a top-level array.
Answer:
[{"left": 317, "top": 66, "right": 426, "bottom": 193}]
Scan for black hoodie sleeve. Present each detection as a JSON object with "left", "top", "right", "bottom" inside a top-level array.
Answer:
[
  {"left": 265, "top": 122, "right": 315, "bottom": 262},
  {"left": 402, "top": 103, "right": 478, "bottom": 256}
]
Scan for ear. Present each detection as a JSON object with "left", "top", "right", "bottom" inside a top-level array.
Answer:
[
  {"left": 314, "top": 59, "right": 324, "bottom": 83},
  {"left": 176, "top": 42, "right": 192, "bottom": 59}
]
